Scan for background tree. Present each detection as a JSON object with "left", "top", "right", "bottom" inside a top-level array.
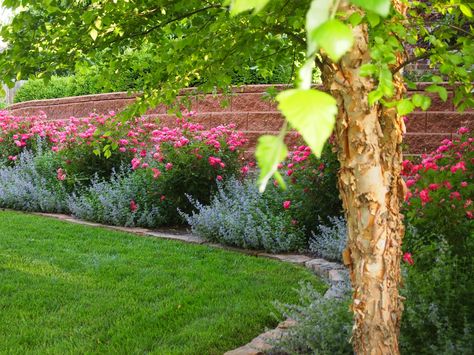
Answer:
[{"left": 0, "top": 0, "right": 472, "bottom": 353}]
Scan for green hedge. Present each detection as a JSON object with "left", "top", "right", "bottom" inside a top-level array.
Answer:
[{"left": 14, "top": 62, "right": 297, "bottom": 103}]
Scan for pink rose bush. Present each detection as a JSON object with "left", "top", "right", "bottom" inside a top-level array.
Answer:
[
  {"left": 275, "top": 142, "right": 342, "bottom": 235},
  {"left": 0, "top": 110, "right": 247, "bottom": 226},
  {"left": 400, "top": 129, "right": 474, "bottom": 355},
  {"left": 401, "top": 127, "right": 473, "bottom": 254}
]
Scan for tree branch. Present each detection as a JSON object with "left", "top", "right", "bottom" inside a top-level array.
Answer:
[
  {"left": 270, "top": 24, "right": 306, "bottom": 48},
  {"left": 99, "top": 4, "right": 224, "bottom": 50},
  {"left": 392, "top": 42, "right": 462, "bottom": 74},
  {"left": 131, "top": 4, "right": 224, "bottom": 39}
]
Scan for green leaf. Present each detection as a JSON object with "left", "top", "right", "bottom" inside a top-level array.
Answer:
[
  {"left": 311, "top": 19, "right": 354, "bottom": 62},
  {"left": 359, "top": 63, "right": 377, "bottom": 77},
  {"left": 305, "top": 0, "right": 332, "bottom": 55},
  {"left": 412, "top": 94, "right": 431, "bottom": 111},
  {"left": 397, "top": 99, "right": 415, "bottom": 116},
  {"left": 349, "top": 12, "right": 363, "bottom": 26},
  {"left": 426, "top": 85, "right": 448, "bottom": 102},
  {"left": 277, "top": 89, "right": 337, "bottom": 157},
  {"left": 255, "top": 135, "right": 288, "bottom": 192},
  {"left": 89, "top": 28, "right": 98, "bottom": 41},
  {"left": 431, "top": 75, "right": 443, "bottom": 83},
  {"left": 351, "top": 0, "right": 391, "bottom": 17},
  {"left": 379, "top": 67, "right": 394, "bottom": 97},
  {"left": 439, "top": 63, "right": 452, "bottom": 75},
  {"left": 82, "top": 11, "right": 96, "bottom": 25},
  {"left": 460, "top": 4, "right": 473, "bottom": 17},
  {"left": 230, "top": 0, "right": 270, "bottom": 15},
  {"left": 420, "top": 96, "right": 432, "bottom": 111},
  {"left": 368, "top": 89, "right": 383, "bottom": 106},
  {"left": 366, "top": 12, "right": 381, "bottom": 27}
]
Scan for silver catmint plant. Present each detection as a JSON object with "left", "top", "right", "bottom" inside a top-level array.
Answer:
[
  {"left": 272, "top": 282, "right": 353, "bottom": 355},
  {"left": 181, "top": 177, "right": 306, "bottom": 253},
  {"left": 68, "top": 168, "right": 165, "bottom": 228},
  {"left": 309, "top": 216, "right": 348, "bottom": 262},
  {"left": 0, "top": 148, "right": 69, "bottom": 213}
]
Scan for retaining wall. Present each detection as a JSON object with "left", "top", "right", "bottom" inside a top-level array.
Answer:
[{"left": 7, "top": 84, "right": 473, "bottom": 155}]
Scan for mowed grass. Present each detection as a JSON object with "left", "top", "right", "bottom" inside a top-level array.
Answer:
[{"left": 0, "top": 210, "right": 324, "bottom": 354}]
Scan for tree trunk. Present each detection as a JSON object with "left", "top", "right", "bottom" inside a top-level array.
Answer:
[{"left": 321, "top": 4, "right": 407, "bottom": 354}]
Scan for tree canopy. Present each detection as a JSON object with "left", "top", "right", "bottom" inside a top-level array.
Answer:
[{"left": 0, "top": 0, "right": 472, "bottom": 177}]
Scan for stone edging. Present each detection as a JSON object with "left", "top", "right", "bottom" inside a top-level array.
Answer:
[{"left": 30, "top": 211, "right": 348, "bottom": 355}]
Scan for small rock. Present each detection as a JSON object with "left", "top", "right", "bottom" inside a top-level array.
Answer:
[
  {"left": 204, "top": 243, "right": 259, "bottom": 255},
  {"left": 277, "top": 319, "right": 296, "bottom": 329},
  {"left": 224, "top": 345, "right": 263, "bottom": 355},
  {"left": 329, "top": 269, "right": 345, "bottom": 282},
  {"left": 281, "top": 254, "right": 313, "bottom": 264},
  {"left": 107, "top": 225, "right": 149, "bottom": 235},
  {"left": 324, "top": 285, "right": 347, "bottom": 299},
  {"left": 248, "top": 336, "right": 274, "bottom": 351},
  {"left": 64, "top": 218, "right": 102, "bottom": 227},
  {"left": 258, "top": 329, "right": 283, "bottom": 341},
  {"left": 257, "top": 253, "right": 312, "bottom": 265},
  {"left": 145, "top": 231, "right": 205, "bottom": 244}
]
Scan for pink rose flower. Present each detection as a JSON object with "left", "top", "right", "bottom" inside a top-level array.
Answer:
[
  {"left": 56, "top": 168, "right": 66, "bottom": 181},
  {"left": 131, "top": 158, "right": 141, "bottom": 170},
  {"left": 403, "top": 252, "right": 414, "bottom": 265},
  {"left": 419, "top": 189, "right": 430, "bottom": 205},
  {"left": 457, "top": 127, "right": 469, "bottom": 134},
  {"left": 152, "top": 168, "right": 161, "bottom": 179}
]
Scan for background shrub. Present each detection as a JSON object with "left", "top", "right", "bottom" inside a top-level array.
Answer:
[
  {"left": 13, "top": 48, "right": 297, "bottom": 103},
  {"left": 14, "top": 76, "right": 76, "bottom": 103}
]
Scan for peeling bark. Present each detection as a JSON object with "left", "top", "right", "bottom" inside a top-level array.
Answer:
[{"left": 320, "top": 2, "right": 407, "bottom": 354}]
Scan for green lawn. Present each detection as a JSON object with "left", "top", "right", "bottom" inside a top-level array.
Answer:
[{"left": 0, "top": 210, "right": 324, "bottom": 354}]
